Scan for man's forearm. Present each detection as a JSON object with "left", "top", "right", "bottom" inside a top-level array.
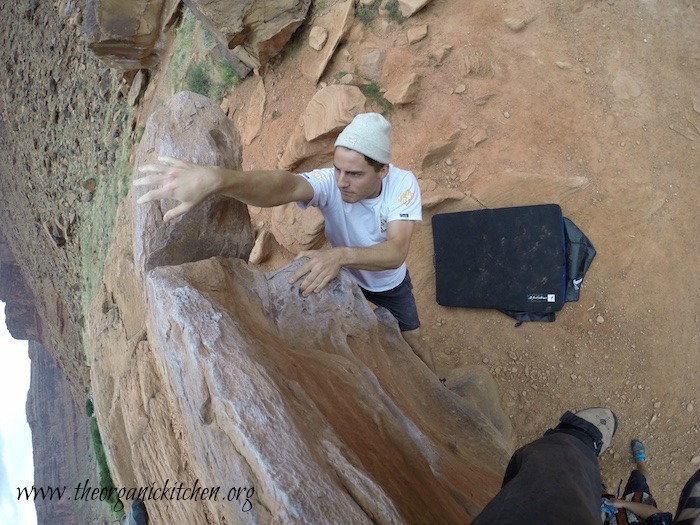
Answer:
[
  {"left": 336, "top": 220, "right": 415, "bottom": 272},
  {"left": 339, "top": 240, "right": 407, "bottom": 271},
  {"left": 214, "top": 168, "right": 303, "bottom": 207}
]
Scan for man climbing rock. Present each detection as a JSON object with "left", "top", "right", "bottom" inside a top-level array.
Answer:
[{"left": 136, "top": 113, "right": 436, "bottom": 373}]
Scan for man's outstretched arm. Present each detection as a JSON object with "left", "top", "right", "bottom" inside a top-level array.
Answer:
[
  {"left": 290, "top": 220, "right": 416, "bottom": 296},
  {"left": 135, "top": 156, "right": 314, "bottom": 223}
]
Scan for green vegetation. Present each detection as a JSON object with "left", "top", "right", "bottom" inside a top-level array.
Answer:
[
  {"left": 86, "top": 398, "right": 124, "bottom": 518},
  {"left": 135, "top": 125, "right": 145, "bottom": 144},
  {"left": 335, "top": 70, "right": 393, "bottom": 114},
  {"left": 356, "top": 0, "right": 405, "bottom": 26},
  {"left": 170, "top": 7, "right": 241, "bottom": 102},
  {"left": 360, "top": 81, "right": 394, "bottom": 114},
  {"left": 77, "top": 106, "right": 134, "bottom": 351},
  {"left": 385, "top": 0, "right": 406, "bottom": 24},
  {"left": 218, "top": 58, "right": 241, "bottom": 86},
  {"left": 79, "top": 143, "right": 131, "bottom": 312},
  {"left": 202, "top": 20, "right": 218, "bottom": 50},
  {"left": 169, "top": 8, "right": 197, "bottom": 89},
  {"left": 310, "top": 0, "right": 327, "bottom": 17},
  {"left": 184, "top": 61, "right": 211, "bottom": 96},
  {"left": 212, "top": 58, "right": 242, "bottom": 99},
  {"left": 356, "top": 0, "right": 381, "bottom": 25}
]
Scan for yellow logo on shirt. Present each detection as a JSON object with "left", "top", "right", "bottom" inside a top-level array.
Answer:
[{"left": 399, "top": 189, "right": 414, "bottom": 206}]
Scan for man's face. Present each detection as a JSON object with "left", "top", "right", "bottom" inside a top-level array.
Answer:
[{"left": 333, "top": 147, "right": 388, "bottom": 203}]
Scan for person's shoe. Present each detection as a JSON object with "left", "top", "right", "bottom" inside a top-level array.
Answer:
[
  {"left": 574, "top": 407, "right": 618, "bottom": 455},
  {"left": 674, "top": 469, "right": 700, "bottom": 525},
  {"left": 631, "top": 439, "right": 646, "bottom": 462}
]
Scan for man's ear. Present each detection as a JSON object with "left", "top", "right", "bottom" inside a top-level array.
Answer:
[{"left": 378, "top": 164, "right": 389, "bottom": 180}]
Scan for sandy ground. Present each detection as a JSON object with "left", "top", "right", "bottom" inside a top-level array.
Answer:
[{"left": 142, "top": 0, "right": 700, "bottom": 512}]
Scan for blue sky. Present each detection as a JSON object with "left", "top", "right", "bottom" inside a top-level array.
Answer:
[{"left": 0, "top": 302, "right": 37, "bottom": 525}]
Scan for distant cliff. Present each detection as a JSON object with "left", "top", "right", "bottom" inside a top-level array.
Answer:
[
  {"left": 0, "top": 234, "right": 43, "bottom": 342},
  {"left": 26, "top": 341, "right": 113, "bottom": 524}
]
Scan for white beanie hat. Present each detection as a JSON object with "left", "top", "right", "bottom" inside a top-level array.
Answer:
[{"left": 334, "top": 113, "right": 391, "bottom": 164}]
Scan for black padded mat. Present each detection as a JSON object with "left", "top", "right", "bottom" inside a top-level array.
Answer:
[{"left": 432, "top": 204, "right": 566, "bottom": 312}]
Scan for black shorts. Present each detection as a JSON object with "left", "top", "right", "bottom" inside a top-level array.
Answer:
[{"left": 360, "top": 271, "right": 421, "bottom": 332}]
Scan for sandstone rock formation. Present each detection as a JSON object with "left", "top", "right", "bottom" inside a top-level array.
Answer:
[
  {"left": 421, "top": 131, "right": 462, "bottom": 170},
  {"left": 85, "top": 0, "right": 310, "bottom": 74},
  {"left": 398, "top": 0, "right": 434, "bottom": 18},
  {"left": 419, "top": 179, "right": 474, "bottom": 209},
  {"left": 133, "top": 91, "right": 255, "bottom": 273},
  {"left": 301, "top": 85, "right": 366, "bottom": 141},
  {"left": 384, "top": 72, "right": 421, "bottom": 106},
  {"left": 302, "top": 0, "right": 355, "bottom": 84},
  {"left": 89, "top": 91, "right": 512, "bottom": 523},
  {"left": 468, "top": 169, "right": 590, "bottom": 208},
  {"left": 92, "top": 254, "right": 513, "bottom": 523},
  {"left": 407, "top": 24, "right": 428, "bottom": 44},
  {"left": 358, "top": 49, "right": 387, "bottom": 81},
  {"left": 279, "top": 124, "right": 337, "bottom": 172},
  {"left": 308, "top": 25, "right": 329, "bottom": 51},
  {"left": 84, "top": 0, "right": 180, "bottom": 69},
  {"left": 249, "top": 229, "right": 274, "bottom": 264},
  {"left": 241, "top": 78, "right": 267, "bottom": 146},
  {"left": 270, "top": 203, "right": 326, "bottom": 254},
  {"left": 185, "top": 0, "right": 312, "bottom": 71},
  {"left": 280, "top": 83, "right": 367, "bottom": 171}
]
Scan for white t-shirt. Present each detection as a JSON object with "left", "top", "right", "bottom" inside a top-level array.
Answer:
[{"left": 297, "top": 165, "right": 422, "bottom": 292}]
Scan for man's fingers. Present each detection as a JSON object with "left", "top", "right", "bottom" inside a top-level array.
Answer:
[
  {"left": 290, "top": 259, "right": 329, "bottom": 295},
  {"left": 299, "top": 274, "right": 317, "bottom": 296},
  {"left": 136, "top": 156, "right": 191, "bottom": 179},
  {"left": 135, "top": 186, "right": 191, "bottom": 221},
  {"left": 138, "top": 156, "right": 187, "bottom": 170},
  {"left": 136, "top": 164, "right": 166, "bottom": 176},
  {"left": 133, "top": 172, "right": 168, "bottom": 186},
  {"left": 136, "top": 187, "right": 170, "bottom": 204},
  {"left": 134, "top": 157, "right": 201, "bottom": 224},
  {"left": 298, "top": 265, "right": 332, "bottom": 295},
  {"left": 288, "top": 260, "right": 311, "bottom": 284},
  {"left": 163, "top": 203, "right": 191, "bottom": 223},
  {"left": 289, "top": 251, "right": 340, "bottom": 295},
  {"left": 311, "top": 275, "right": 332, "bottom": 294},
  {"left": 302, "top": 273, "right": 331, "bottom": 296},
  {"left": 157, "top": 155, "right": 189, "bottom": 168},
  {"left": 136, "top": 190, "right": 152, "bottom": 205}
]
